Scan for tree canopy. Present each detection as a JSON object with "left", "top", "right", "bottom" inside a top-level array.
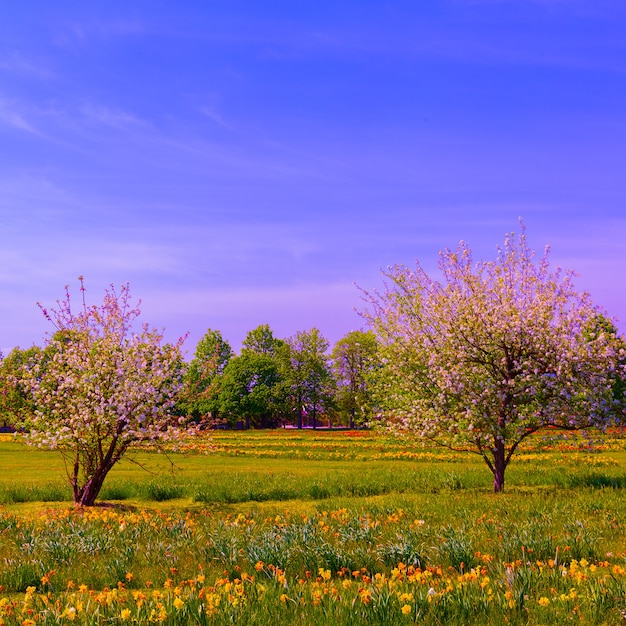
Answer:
[
  {"left": 282, "top": 328, "right": 335, "bottom": 429},
  {"left": 178, "top": 328, "right": 233, "bottom": 423},
  {"left": 331, "top": 330, "right": 378, "bottom": 429},
  {"left": 364, "top": 226, "right": 625, "bottom": 492},
  {"left": 18, "top": 280, "right": 187, "bottom": 506}
]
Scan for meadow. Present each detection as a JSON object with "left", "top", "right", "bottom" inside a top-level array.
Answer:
[{"left": 0, "top": 429, "right": 625, "bottom": 624}]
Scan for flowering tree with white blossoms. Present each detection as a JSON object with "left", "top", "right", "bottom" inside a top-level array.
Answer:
[
  {"left": 364, "top": 225, "right": 625, "bottom": 492},
  {"left": 20, "top": 279, "right": 188, "bottom": 506}
]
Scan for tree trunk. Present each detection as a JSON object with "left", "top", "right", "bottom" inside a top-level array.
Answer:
[
  {"left": 75, "top": 465, "right": 112, "bottom": 506},
  {"left": 493, "top": 438, "right": 506, "bottom": 493}
]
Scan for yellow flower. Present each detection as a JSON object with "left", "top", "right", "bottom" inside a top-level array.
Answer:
[
  {"left": 120, "top": 608, "right": 131, "bottom": 620},
  {"left": 318, "top": 568, "right": 331, "bottom": 581},
  {"left": 401, "top": 604, "right": 412, "bottom": 615},
  {"left": 173, "top": 596, "right": 184, "bottom": 610},
  {"left": 61, "top": 607, "right": 77, "bottom": 621},
  {"left": 538, "top": 596, "right": 550, "bottom": 607}
]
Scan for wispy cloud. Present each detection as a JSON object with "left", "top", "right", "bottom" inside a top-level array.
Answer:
[
  {"left": 199, "top": 106, "right": 238, "bottom": 132},
  {"left": 0, "top": 52, "right": 54, "bottom": 80},
  {"left": 80, "top": 104, "right": 148, "bottom": 130},
  {"left": 0, "top": 98, "right": 39, "bottom": 135},
  {"left": 51, "top": 18, "right": 147, "bottom": 50}
]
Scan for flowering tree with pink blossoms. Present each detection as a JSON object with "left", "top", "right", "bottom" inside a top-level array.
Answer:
[
  {"left": 364, "top": 226, "right": 625, "bottom": 492},
  {"left": 20, "top": 279, "right": 187, "bottom": 506}
]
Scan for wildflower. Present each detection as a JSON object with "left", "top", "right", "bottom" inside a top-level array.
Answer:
[
  {"left": 538, "top": 597, "right": 550, "bottom": 606},
  {"left": 61, "top": 607, "right": 77, "bottom": 621},
  {"left": 318, "top": 568, "right": 331, "bottom": 581},
  {"left": 120, "top": 608, "right": 131, "bottom": 620},
  {"left": 504, "top": 590, "right": 515, "bottom": 609},
  {"left": 173, "top": 597, "right": 184, "bottom": 610},
  {"left": 401, "top": 604, "right": 412, "bottom": 615}
]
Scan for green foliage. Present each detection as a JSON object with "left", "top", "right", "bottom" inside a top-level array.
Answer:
[
  {"left": 242, "top": 324, "right": 285, "bottom": 356},
  {"left": 0, "top": 345, "right": 42, "bottom": 428},
  {"left": 219, "top": 351, "right": 284, "bottom": 428},
  {"left": 281, "top": 328, "right": 335, "bottom": 429},
  {"left": 178, "top": 328, "right": 233, "bottom": 423},
  {"left": 331, "top": 330, "right": 379, "bottom": 428}
]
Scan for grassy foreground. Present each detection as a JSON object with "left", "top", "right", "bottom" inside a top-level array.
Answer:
[{"left": 0, "top": 430, "right": 625, "bottom": 624}]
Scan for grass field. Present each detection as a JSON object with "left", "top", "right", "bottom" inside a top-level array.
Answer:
[{"left": 0, "top": 429, "right": 625, "bottom": 624}]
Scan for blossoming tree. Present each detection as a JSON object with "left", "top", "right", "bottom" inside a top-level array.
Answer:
[
  {"left": 20, "top": 279, "right": 187, "bottom": 506},
  {"left": 364, "top": 226, "right": 625, "bottom": 492}
]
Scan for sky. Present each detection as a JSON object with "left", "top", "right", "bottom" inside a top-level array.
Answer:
[{"left": 1, "top": 1, "right": 626, "bottom": 357}]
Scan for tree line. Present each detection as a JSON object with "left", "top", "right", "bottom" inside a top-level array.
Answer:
[
  {"left": 0, "top": 224, "right": 624, "bottom": 504},
  {"left": 175, "top": 324, "right": 379, "bottom": 430},
  {"left": 0, "top": 324, "right": 380, "bottom": 433}
]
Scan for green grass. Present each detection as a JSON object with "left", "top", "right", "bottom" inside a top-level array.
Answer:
[{"left": 0, "top": 430, "right": 625, "bottom": 624}]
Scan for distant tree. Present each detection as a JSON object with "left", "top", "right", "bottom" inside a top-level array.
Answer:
[
  {"left": 363, "top": 225, "right": 626, "bottom": 492},
  {"left": 0, "top": 346, "right": 42, "bottom": 429},
  {"left": 18, "top": 279, "right": 187, "bottom": 506},
  {"left": 585, "top": 315, "right": 626, "bottom": 424},
  {"left": 282, "top": 328, "right": 335, "bottom": 429},
  {"left": 179, "top": 328, "right": 232, "bottom": 424},
  {"left": 219, "top": 351, "right": 284, "bottom": 429},
  {"left": 217, "top": 326, "right": 287, "bottom": 428},
  {"left": 241, "top": 323, "right": 285, "bottom": 356},
  {"left": 331, "top": 330, "right": 379, "bottom": 428}
]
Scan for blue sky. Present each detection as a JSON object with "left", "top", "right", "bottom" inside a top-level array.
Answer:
[{"left": 1, "top": 1, "right": 625, "bottom": 356}]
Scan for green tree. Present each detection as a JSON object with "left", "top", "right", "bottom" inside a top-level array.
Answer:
[
  {"left": 219, "top": 325, "right": 286, "bottom": 428},
  {"left": 179, "top": 328, "right": 232, "bottom": 424},
  {"left": 363, "top": 226, "right": 625, "bottom": 492},
  {"left": 282, "top": 328, "right": 335, "bottom": 429},
  {"left": 19, "top": 280, "right": 187, "bottom": 506},
  {"left": 241, "top": 323, "right": 285, "bottom": 356},
  {"left": 585, "top": 315, "right": 626, "bottom": 423},
  {"left": 331, "top": 330, "right": 379, "bottom": 428},
  {"left": 219, "top": 352, "right": 283, "bottom": 429},
  {"left": 0, "top": 346, "right": 42, "bottom": 429}
]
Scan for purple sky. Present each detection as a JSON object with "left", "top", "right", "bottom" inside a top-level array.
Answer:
[{"left": 1, "top": 1, "right": 625, "bottom": 357}]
